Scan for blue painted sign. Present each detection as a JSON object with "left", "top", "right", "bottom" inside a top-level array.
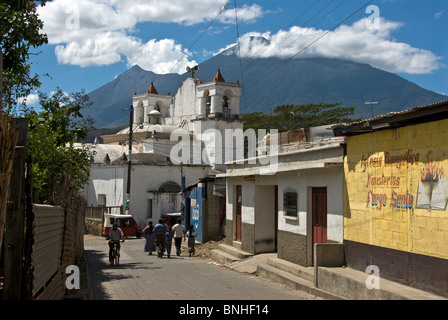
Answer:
[{"left": 185, "top": 186, "right": 203, "bottom": 242}]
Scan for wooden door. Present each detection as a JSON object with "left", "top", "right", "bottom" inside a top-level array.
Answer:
[
  {"left": 312, "top": 187, "right": 327, "bottom": 244},
  {"left": 235, "top": 185, "right": 242, "bottom": 242},
  {"left": 274, "top": 185, "right": 278, "bottom": 251},
  {"left": 185, "top": 198, "right": 191, "bottom": 229}
]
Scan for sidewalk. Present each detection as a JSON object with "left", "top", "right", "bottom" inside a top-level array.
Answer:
[{"left": 209, "top": 243, "right": 447, "bottom": 300}]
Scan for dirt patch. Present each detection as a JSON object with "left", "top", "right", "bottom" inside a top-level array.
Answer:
[{"left": 184, "top": 238, "right": 226, "bottom": 259}]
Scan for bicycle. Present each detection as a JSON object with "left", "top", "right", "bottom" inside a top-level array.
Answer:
[{"left": 110, "top": 240, "right": 121, "bottom": 266}]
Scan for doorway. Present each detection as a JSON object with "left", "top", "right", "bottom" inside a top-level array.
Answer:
[
  {"left": 235, "top": 185, "right": 242, "bottom": 242},
  {"left": 312, "top": 187, "right": 327, "bottom": 244},
  {"left": 254, "top": 185, "right": 278, "bottom": 253},
  {"left": 309, "top": 187, "right": 327, "bottom": 265},
  {"left": 185, "top": 198, "right": 191, "bottom": 230}
]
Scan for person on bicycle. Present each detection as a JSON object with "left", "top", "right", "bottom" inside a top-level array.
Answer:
[{"left": 107, "top": 222, "right": 124, "bottom": 263}]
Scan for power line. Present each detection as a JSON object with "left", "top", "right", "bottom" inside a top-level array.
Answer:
[
  {"left": 167, "top": 0, "right": 232, "bottom": 75},
  {"left": 233, "top": 0, "right": 247, "bottom": 107},
  {"left": 245, "top": 0, "right": 322, "bottom": 60},
  {"left": 244, "top": 0, "right": 375, "bottom": 91},
  {"left": 261, "top": 0, "right": 340, "bottom": 60}
]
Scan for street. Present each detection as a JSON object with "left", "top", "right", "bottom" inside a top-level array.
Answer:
[{"left": 84, "top": 235, "right": 322, "bottom": 301}]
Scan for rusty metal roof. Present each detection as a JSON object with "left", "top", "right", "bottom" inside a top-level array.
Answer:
[{"left": 332, "top": 100, "right": 448, "bottom": 135}]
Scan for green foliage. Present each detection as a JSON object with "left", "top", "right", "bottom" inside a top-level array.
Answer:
[
  {"left": 1, "top": 0, "right": 48, "bottom": 115},
  {"left": 27, "top": 89, "right": 94, "bottom": 202},
  {"left": 1, "top": 1, "right": 94, "bottom": 202},
  {"left": 243, "top": 103, "right": 359, "bottom": 133}
]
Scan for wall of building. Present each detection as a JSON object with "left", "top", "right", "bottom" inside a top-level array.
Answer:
[
  {"left": 344, "top": 118, "right": 448, "bottom": 296},
  {"left": 85, "top": 164, "right": 207, "bottom": 228},
  {"left": 225, "top": 165, "right": 344, "bottom": 263},
  {"left": 203, "top": 181, "right": 225, "bottom": 242},
  {"left": 131, "top": 165, "right": 206, "bottom": 226},
  {"left": 84, "top": 166, "right": 125, "bottom": 214},
  {"left": 185, "top": 185, "right": 204, "bottom": 242}
]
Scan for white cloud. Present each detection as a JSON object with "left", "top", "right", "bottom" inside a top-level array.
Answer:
[
  {"left": 17, "top": 93, "right": 39, "bottom": 106},
  {"left": 37, "top": 0, "right": 265, "bottom": 73},
  {"left": 218, "top": 4, "right": 266, "bottom": 24},
  {"left": 37, "top": 1, "right": 441, "bottom": 75},
  {"left": 434, "top": 11, "right": 444, "bottom": 19},
  {"left": 221, "top": 18, "right": 441, "bottom": 75}
]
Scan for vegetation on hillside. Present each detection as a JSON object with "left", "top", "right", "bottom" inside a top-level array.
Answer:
[{"left": 243, "top": 102, "right": 360, "bottom": 133}]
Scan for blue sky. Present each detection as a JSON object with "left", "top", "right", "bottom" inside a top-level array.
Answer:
[{"left": 27, "top": 0, "right": 447, "bottom": 106}]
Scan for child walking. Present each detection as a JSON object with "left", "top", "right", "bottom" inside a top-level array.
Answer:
[{"left": 186, "top": 225, "right": 197, "bottom": 257}]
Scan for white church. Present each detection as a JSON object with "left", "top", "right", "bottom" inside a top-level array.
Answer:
[{"left": 81, "top": 68, "right": 244, "bottom": 231}]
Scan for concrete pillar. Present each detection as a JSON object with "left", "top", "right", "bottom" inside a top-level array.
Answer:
[{"left": 211, "top": 95, "right": 222, "bottom": 114}]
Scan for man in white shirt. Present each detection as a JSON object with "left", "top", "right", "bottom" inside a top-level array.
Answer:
[{"left": 172, "top": 218, "right": 185, "bottom": 256}]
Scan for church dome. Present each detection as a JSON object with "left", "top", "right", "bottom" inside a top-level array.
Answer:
[{"left": 148, "top": 110, "right": 161, "bottom": 116}]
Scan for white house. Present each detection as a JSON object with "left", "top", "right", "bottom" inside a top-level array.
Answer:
[{"left": 218, "top": 126, "right": 346, "bottom": 266}]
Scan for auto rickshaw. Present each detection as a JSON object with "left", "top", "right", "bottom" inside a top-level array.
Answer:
[
  {"left": 161, "top": 212, "right": 183, "bottom": 228},
  {"left": 103, "top": 213, "right": 142, "bottom": 238}
]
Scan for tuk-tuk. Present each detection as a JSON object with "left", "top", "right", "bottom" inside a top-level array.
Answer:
[
  {"left": 161, "top": 212, "right": 182, "bottom": 228},
  {"left": 103, "top": 213, "right": 142, "bottom": 238}
]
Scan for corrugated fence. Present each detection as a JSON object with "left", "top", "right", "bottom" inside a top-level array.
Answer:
[
  {"left": 32, "top": 204, "right": 65, "bottom": 298},
  {"left": 30, "top": 190, "right": 87, "bottom": 300}
]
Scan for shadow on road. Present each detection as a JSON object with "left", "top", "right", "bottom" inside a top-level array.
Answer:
[{"left": 86, "top": 249, "right": 162, "bottom": 299}]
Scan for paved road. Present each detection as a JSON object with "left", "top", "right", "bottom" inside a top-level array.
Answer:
[{"left": 84, "top": 235, "right": 321, "bottom": 301}]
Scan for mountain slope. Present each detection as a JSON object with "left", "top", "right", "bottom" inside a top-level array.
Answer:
[{"left": 85, "top": 52, "right": 447, "bottom": 128}]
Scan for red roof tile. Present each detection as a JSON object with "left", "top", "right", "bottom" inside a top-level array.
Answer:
[
  {"left": 146, "top": 82, "right": 158, "bottom": 94},
  {"left": 212, "top": 68, "right": 225, "bottom": 82}
]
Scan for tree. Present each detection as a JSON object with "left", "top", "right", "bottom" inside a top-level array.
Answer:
[
  {"left": 243, "top": 103, "right": 359, "bottom": 133},
  {"left": 27, "top": 88, "right": 94, "bottom": 202},
  {"left": 1, "top": 0, "right": 48, "bottom": 114}
]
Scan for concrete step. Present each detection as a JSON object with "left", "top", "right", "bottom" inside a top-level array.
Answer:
[
  {"left": 210, "top": 249, "right": 241, "bottom": 266},
  {"left": 217, "top": 244, "right": 253, "bottom": 259},
  {"left": 257, "top": 264, "right": 345, "bottom": 300},
  {"left": 317, "top": 266, "right": 447, "bottom": 300},
  {"left": 266, "top": 258, "right": 314, "bottom": 282}
]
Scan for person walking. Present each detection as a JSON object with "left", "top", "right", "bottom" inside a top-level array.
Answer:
[
  {"left": 172, "top": 218, "right": 185, "bottom": 256},
  {"left": 186, "top": 225, "right": 197, "bottom": 257},
  {"left": 165, "top": 227, "right": 174, "bottom": 258},
  {"left": 153, "top": 218, "right": 169, "bottom": 258},
  {"left": 143, "top": 221, "right": 156, "bottom": 255}
]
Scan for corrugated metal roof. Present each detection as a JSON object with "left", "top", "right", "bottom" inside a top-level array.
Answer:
[{"left": 332, "top": 99, "right": 448, "bottom": 131}]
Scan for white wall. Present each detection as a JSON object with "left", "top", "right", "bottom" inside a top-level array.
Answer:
[
  {"left": 84, "top": 166, "right": 126, "bottom": 213},
  {"left": 85, "top": 164, "right": 208, "bottom": 227},
  {"left": 129, "top": 164, "right": 208, "bottom": 226},
  {"left": 275, "top": 167, "right": 343, "bottom": 242},
  {"left": 225, "top": 166, "right": 344, "bottom": 243}
]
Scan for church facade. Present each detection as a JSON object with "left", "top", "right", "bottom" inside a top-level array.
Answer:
[{"left": 82, "top": 69, "right": 244, "bottom": 237}]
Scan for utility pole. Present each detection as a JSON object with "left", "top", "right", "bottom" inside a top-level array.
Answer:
[
  {"left": 365, "top": 101, "right": 378, "bottom": 118},
  {"left": 125, "top": 105, "right": 133, "bottom": 214}
]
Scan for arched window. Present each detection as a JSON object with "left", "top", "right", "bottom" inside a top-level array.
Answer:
[
  {"left": 159, "top": 181, "right": 181, "bottom": 193},
  {"left": 222, "top": 96, "right": 229, "bottom": 118}
]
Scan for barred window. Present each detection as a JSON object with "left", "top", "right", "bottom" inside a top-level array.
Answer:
[{"left": 284, "top": 192, "right": 298, "bottom": 217}]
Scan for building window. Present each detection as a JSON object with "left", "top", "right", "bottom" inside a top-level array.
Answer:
[
  {"left": 283, "top": 192, "right": 298, "bottom": 217},
  {"left": 205, "top": 95, "right": 211, "bottom": 117},
  {"left": 222, "top": 96, "right": 230, "bottom": 118},
  {"left": 147, "top": 199, "right": 153, "bottom": 219},
  {"left": 98, "top": 194, "right": 106, "bottom": 206}
]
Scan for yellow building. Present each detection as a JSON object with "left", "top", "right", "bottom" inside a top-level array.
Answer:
[{"left": 333, "top": 100, "right": 448, "bottom": 297}]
